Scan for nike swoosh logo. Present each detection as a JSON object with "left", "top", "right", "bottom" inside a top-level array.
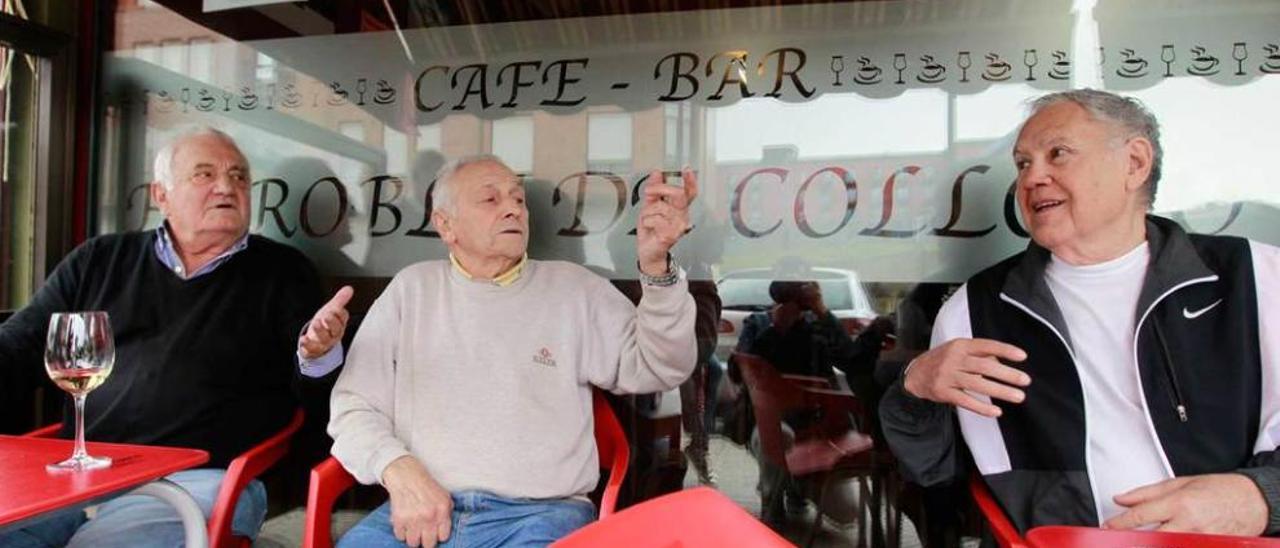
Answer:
[{"left": 1183, "top": 299, "right": 1223, "bottom": 319}]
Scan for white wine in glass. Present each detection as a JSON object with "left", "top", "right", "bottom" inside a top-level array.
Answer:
[{"left": 44, "top": 311, "right": 115, "bottom": 472}]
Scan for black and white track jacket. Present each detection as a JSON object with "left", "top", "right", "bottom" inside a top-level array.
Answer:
[{"left": 880, "top": 216, "right": 1280, "bottom": 535}]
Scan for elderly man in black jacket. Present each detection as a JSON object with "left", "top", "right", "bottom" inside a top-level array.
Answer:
[{"left": 880, "top": 89, "right": 1280, "bottom": 537}]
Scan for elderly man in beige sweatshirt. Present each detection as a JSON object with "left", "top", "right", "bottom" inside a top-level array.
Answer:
[{"left": 329, "top": 155, "right": 700, "bottom": 547}]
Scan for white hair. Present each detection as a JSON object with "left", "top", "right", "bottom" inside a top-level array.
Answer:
[
  {"left": 152, "top": 127, "right": 240, "bottom": 189},
  {"left": 430, "top": 154, "right": 508, "bottom": 216},
  {"left": 1029, "top": 89, "right": 1163, "bottom": 207}
]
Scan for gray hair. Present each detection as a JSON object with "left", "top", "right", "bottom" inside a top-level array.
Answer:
[
  {"left": 430, "top": 154, "right": 508, "bottom": 215},
  {"left": 1029, "top": 89, "right": 1163, "bottom": 208},
  {"left": 152, "top": 127, "right": 240, "bottom": 189}
]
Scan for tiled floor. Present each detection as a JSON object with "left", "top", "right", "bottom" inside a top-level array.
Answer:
[{"left": 256, "top": 434, "right": 932, "bottom": 547}]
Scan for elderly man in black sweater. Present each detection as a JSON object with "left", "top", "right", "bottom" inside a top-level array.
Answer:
[{"left": 0, "top": 128, "right": 351, "bottom": 548}]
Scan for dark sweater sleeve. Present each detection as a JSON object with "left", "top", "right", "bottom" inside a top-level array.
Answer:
[
  {"left": 0, "top": 240, "right": 94, "bottom": 396},
  {"left": 1239, "top": 454, "right": 1280, "bottom": 536},
  {"left": 879, "top": 376, "right": 962, "bottom": 486}
]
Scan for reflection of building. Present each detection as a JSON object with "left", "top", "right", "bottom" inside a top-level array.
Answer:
[
  {"left": 102, "top": 1, "right": 1280, "bottom": 282},
  {"left": 106, "top": 6, "right": 714, "bottom": 280},
  {"left": 108, "top": 1, "right": 710, "bottom": 252}
]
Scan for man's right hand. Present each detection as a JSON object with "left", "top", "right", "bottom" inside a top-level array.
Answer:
[
  {"left": 381, "top": 456, "right": 453, "bottom": 547},
  {"left": 902, "top": 338, "right": 1030, "bottom": 418}
]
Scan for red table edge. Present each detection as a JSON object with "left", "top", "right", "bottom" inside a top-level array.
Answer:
[{"left": 0, "top": 436, "right": 209, "bottom": 529}]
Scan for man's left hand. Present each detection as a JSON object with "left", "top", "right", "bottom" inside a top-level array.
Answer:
[
  {"left": 637, "top": 168, "right": 699, "bottom": 276},
  {"left": 299, "top": 286, "right": 354, "bottom": 359},
  {"left": 1104, "top": 473, "right": 1268, "bottom": 535}
]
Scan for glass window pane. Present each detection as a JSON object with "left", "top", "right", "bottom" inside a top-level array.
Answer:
[
  {"left": 188, "top": 39, "right": 213, "bottom": 83},
  {"left": 416, "top": 124, "right": 441, "bottom": 152},
  {"left": 338, "top": 122, "right": 366, "bottom": 143},
  {"left": 588, "top": 113, "right": 632, "bottom": 173},
  {"left": 384, "top": 126, "right": 408, "bottom": 175},
  {"left": 0, "top": 46, "right": 42, "bottom": 308},
  {"left": 158, "top": 39, "right": 184, "bottom": 73},
  {"left": 491, "top": 116, "right": 533, "bottom": 173}
]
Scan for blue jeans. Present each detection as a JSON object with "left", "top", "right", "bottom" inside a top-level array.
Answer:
[
  {"left": 338, "top": 491, "right": 596, "bottom": 548},
  {"left": 0, "top": 468, "right": 267, "bottom": 548}
]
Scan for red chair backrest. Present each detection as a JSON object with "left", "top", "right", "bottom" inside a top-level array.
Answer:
[
  {"left": 210, "top": 408, "right": 305, "bottom": 548},
  {"left": 591, "top": 390, "right": 629, "bottom": 518},
  {"left": 304, "top": 389, "right": 630, "bottom": 548},
  {"left": 970, "top": 474, "right": 1028, "bottom": 548}
]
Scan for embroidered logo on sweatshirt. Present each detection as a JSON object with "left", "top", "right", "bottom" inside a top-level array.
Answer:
[{"left": 533, "top": 347, "right": 557, "bottom": 368}]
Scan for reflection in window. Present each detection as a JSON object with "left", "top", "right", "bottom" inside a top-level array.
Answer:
[
  {"left": 159, "top": 40, "right": 185, "bottom": 73},
  {"left": 133, "top": 41, "right": 156, "bottom": 65},
  {"left": 491, "top": 116, "right": 533, "bottom": 173},
  {"left": 588, "top": 112, "right": 632, "bottom": 175},
  {"left": 255, "top": 52, "right": 276, "bottom": 83},
  {"left": 338, "top": 121, "right": 365, "bottom": 143},
  {"left": 1133, "top": 77, "right": 1280, "bottom": 213},
  {"left": 188, "top": 39, "right": 213, "bottom": 83},
  {"left": 717, "top": 268, "right": 874, "bottom": 317},
  {"left": 711, "top": 91, "right": 949, "bottom": 162},
  {"left": 665, "top": 103, "right": 692, "bottom": 167},
  {"left": 384, "top": 126, "right": 408, "bottom": 176},
  {"left": 953, "top": 83, "right": 1040, "bottom": 142},
  {"left": 416, "top": 124, "right": 441, "bottom": 152}
]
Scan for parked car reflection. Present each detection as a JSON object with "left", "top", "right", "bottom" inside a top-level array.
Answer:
[{"left": 714, "top": 267, "right": 877, "bottom": 363}]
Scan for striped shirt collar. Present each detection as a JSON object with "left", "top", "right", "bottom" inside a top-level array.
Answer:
[
  {"left": 154, "top": 223, "right": 250, "bottom": 280},
  {"left": 449, "top": 253, "right": 527, "bottom": 287}
]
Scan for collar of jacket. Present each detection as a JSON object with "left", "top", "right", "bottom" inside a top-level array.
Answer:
[{"left": 999, "top": 214, "right": 1216, "bottom": 352}]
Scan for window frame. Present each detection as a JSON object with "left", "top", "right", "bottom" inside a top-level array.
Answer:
[{"left": 0, "top": 11, "right": 77, "bottom": 311}]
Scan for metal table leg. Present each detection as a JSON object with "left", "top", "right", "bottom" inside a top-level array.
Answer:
[{"left": 127, "top": 478, "right": 208, "bottom": 548}]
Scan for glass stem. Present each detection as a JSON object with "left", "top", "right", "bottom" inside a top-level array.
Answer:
[{"left": 72, "top": 393, "right": 88, "bottom": 461}]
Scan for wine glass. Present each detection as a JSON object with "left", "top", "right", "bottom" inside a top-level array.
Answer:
[{"left": 44, "top": 311, "right": 115, "bottom": 472}]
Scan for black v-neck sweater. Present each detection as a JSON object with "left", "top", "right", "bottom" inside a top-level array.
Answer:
[{"left": 0, "top": 231, "right": 324, "bottom": 466}]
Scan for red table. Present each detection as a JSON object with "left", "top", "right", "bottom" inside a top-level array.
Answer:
[
  {"left": 1027, "top": 525, "right": 1280, "bottom": 547},
  {"left": 0, "top": 435, "right": 209, "bottom": 543},
  {"left": 552, "top": 487, "right": 795, "bottom": 547}
]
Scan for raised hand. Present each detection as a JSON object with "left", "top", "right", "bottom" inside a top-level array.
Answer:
[
  {"left": 298, "top": 285, "right": 353, "bottom": 359},
  {"left": 636, "top": 168, "right": 699, "bottom": 276},
  {"left": 903, "top": 338, "right": 1030, "bottom": 417}
]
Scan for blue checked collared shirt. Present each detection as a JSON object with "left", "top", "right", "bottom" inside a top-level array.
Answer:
[{"left": 154, "top": 224, "right": 344, "bottom": 377}]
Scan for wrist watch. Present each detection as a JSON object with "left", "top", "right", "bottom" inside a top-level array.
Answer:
[{"left": 638, "top": 254, "right": 681, "bottom": 287}]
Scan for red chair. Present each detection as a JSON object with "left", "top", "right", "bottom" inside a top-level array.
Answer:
[
  {"left": 969, "top": 474, "right": 1028, "bottom": 548},
  {"left": 552, "top": 486, "right": 794, "bottom": 547},
  {"left": 25, "top": 409, "right": 305, "bottom": 548},
  {"left": 734, "top": 351, "right": 883, "bottom": 547},
  {"left": 22, "top": 423, "right": 60, "bottom": 438},
  {"left": 302, "top": 389, "right": 630, "bottom": 548}
]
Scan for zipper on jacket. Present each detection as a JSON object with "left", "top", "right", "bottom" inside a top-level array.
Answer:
[{"left": 1150, "top": 321, "right": 1189, "bottom": 423}]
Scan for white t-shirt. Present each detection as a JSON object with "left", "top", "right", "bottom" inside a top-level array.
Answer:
[{"left": 1044, "top": 242, "right": 1172, "bottom": 521}]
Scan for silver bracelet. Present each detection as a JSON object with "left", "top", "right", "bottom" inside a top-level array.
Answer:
[{"left": 638, "top": 255, "right": 681, "bottom": 287}]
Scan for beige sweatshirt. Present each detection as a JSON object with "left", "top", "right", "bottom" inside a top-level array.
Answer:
[{"left": 328, "top": 259, "right": 697, "bottom": 499}]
